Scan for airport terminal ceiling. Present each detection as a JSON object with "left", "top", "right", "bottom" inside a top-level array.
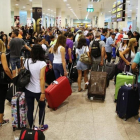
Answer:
[{"left": 11, "top": 0, "right": 138, "bottom": 19}]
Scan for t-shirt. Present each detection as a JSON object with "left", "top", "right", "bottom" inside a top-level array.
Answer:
[
  {"left": 105, "top": 36, "right": 115, "bottom": 53},
  {"left": 23, "top": 38, "right": 32, "bottom": 49},
  {"left": 65, "top": 38, "right": 74, "bottom": 60},
  {"left": 42, "top": 44, "right": 47, "bottom": 51},
  {"left": 133, "top": 52, "right": 140, "bottom": 82},
  {"left": 101, "top": 34, "right": 106, "bottom": 43},
  {"left": 89, "top": 39, "right": 105, "bottom": 62},
  {"left": 50, "top": 39, "right": 57, "bottom": 46},
  {"left": 76, "top": 46, "right": 89, "bottom": 60},
  {"left": 24, "top": 58, "right": 47, "bottom": 93},
  {"left": 9, "top": 38, "right": 25, "bottom": 58},
  {"left": 86, "top": 38, "right": 90, "bottom": 47}
]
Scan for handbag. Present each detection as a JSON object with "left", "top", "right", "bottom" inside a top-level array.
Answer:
[
  {"left": 117, "top": 50, "right": 131, "bottom": 72},
  {"left": 80, "top": 47, "right": 91, "bottom": 64},
  {"left": 0, "top": 53, "right": 12, "bottom": 84},
  {"left": 16, "top": 59, "right": 31, "bottom": 89}
]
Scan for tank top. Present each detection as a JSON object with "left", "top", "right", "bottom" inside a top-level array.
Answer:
[{"left": 53, "top": 46, "right": 62, "bottom": 64}]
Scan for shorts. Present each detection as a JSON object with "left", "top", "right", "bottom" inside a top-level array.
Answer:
[
  {"left": 77, "top": 61, "right": 88, "bottom": 71},
  {"left": 10, "top": 57, "right": 21, "bottom": 70}
]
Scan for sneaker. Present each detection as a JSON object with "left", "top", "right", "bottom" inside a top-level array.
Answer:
[
  {"left": 40, "top": 124, "right": 48, "bottom": 132},
  {"left": 0, "top": 119, "right": 9, "bottom": 126}
]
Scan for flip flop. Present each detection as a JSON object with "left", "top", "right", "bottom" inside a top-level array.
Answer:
[{"left": 78, "top": 89, "right": 83, "bottom": 92}]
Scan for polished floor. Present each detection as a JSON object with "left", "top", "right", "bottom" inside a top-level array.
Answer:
[{"left": 0, "top": 80, "right": 140, "bottom": 140}]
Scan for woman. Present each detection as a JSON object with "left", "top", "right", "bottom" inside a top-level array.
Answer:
[
  {"left": 0, "top": 40, "right": 12, "bottom": 126},
  {"left": 52, "top": 35, "right": 68, "bottom": 79},
  {"left": 32, "top": 32, "right": 38, "bottom": 44},
  {"left": 76, "top": 38, "right": 90, "bottom": 92},
  {"left": 119, "top": 38, "right": 137, "bottom": 66},
  {"left": 24, "top": 45, "right": 48, "bottom": 131},
  {"left": 1, "top": 34, "right": 10, "bottom": 53}
]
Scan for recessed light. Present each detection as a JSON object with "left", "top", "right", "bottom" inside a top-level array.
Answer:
[
  {"left": 30, "top": 9, "right": 32, "bottom": 10},
  {"left": 15, "top": 4, "right": 18, "bottom": 6},
  {"left": 23, "top": 6, "right": 26, "bottom": 8},
  {"left": 48, "top": 9, "right": 50, "bottom": 10},
  {"left": 63, "top": 0, "right": 67, "bottom": 2},
  {"left": 67, "top": 4, "right": 69, "bottom": 5},
  {"left": 68, "top": 7, "right": 71, "bottom": 8}
]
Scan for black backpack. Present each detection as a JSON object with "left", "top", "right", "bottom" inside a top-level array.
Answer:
[{"left": 91, "top": 40, "right": 101, "bottom": 58}]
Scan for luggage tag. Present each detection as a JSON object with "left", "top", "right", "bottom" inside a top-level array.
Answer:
[
  {"left": 52, "top": 81, "right": 58, "bottom": 85},
  {"left": 124, "top": 82, "right": 132, "bottom": 87}
]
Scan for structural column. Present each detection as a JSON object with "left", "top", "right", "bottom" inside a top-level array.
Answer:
[
  {"left": 56, "top": 8, "right": 61, "bottom": 27},
  {"left": 61, "top": 11, "right": 65, "bottom": 27},
  {"left": 137, "top": 0, "right": 140, "bottom": 44},
  {"left": 32, "top": 0, "right": 42, "bottom": 32},
  {"left": 71, "top": 18, "right": 73, "bottom": 27},
  {"left": 92, "top": 17, "right": 95, "bottom": 28},
  {"left": 98, "top": 12, "right": 105, "bottom": 28},
  {"left": 14, "top": 7, "right": 20, "bottom": 27},
  {"left": 27, "top": 10, "right": 31, "bottom": 26},
  {"left": 67, "top": 15, "right": 70, "bottom": 27},
  {"left": 0, "top": 0, "right": 11, "bottom": 34}
]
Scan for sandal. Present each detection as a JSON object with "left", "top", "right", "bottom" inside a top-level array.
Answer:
[{"left": 78, "top": 89, "right": 83, "bottom": 92}]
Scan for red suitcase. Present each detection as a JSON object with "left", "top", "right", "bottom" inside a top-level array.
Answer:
[{"left": 45, "top": 76, "right": 72, "bottom": 110}]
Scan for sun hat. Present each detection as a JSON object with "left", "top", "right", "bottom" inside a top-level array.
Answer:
[{"left": 122, "top": 34, "right": 129, "bottom": 40}]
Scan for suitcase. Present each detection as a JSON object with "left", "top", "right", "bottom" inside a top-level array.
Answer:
[
  {"left": 88, "top": 71, "right": 107, "bottom": 101},
  {"left": 116, "top": 85, "right": 139, "bottom": 120},
  {"left": 45, "top": 76, "right": 72, "bottom": 110},
  {"left": 6, "top": 84, "right": 16, "bottom": 102},
  {"left": 115, "top": 73, "right": 135, "bottom": 101},
  {"left": 11, "top": 92, "right": 27, "bottom": 131},
  {"left": 19, "top": 101, "right": 45, "bottom": 140},
  {"left": 69, "top": 66, "right": 78, "bottom": 82}
]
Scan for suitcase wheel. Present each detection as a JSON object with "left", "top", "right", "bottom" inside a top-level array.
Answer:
[
  {"left": 13, "top": 127, "right": 16, "bottom": 131},
  {"left": 47, "top": 105, "right": 50, "bottom": 108},
  {"left": 53, "top": 108, "right": 57, "bottom": 111}
]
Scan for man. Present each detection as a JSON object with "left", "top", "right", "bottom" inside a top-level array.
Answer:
[
  {"left": 23, "top": 33, "right": 32, "bottom": 58},
  {"left": 8, "top": 30, "right": 31, "bottom": 78},
  {"left": 0, "top": 31, "right": 4, "bottom": 39},
  {"left": 105, "top": 33, "right": 116, "bottom": 62},
  {"left": 115, "top": 29, "right": 120, "bottom": 40},
  {"left": 101, "top": 29, "right": 107, "bottom": 43},
  {"left": 89, "top": 31, "right": 106, "bottom": 71},
  {"left": 18, "top": 29, "right": 23, "bottom": 39},
  {"left": 84, "top": 29, "right": 88, "bottom": 36},
  {"left": 75, "top": 30, "right": 82, "bottom": 42},
  {"left": 66, "top": 33, "right": 74, "bottom": 72},
  {"left": 86, "top": 33, "right": 92, "bottom": 47}
]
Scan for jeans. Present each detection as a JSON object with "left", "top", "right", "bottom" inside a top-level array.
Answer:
[
  {"left": 53, "top": 63, "right": 64, "bottom": 79},
  {"left": 112, "top": 47, "right": 116, "bottom": 58},
  {"left": 10, "top": 57, "right": 21, "bottom": 70},
  {"left": 25, "top": 89, "right": 45, "bottom": 128}
]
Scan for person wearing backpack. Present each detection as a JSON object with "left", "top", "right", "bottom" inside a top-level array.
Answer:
[{"left": 89, "top": 31, "right": 106, "bottom": 71}]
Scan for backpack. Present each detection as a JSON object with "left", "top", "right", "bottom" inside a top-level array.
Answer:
[{"left": 91, "top": 40, "right": 101, "bottom": 58}]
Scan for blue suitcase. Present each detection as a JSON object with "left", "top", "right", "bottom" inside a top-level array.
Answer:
[{"left": 116, "top": 85, "right": 139, "bottom": 120}]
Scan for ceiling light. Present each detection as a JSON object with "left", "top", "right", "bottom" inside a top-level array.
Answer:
[
  {"left": 63, "top": 0, "right": 67, "bottom": 2},
  {"left": 67, "top": 4, "right": 69, "bottom": 5},
  {"left": 126, "top": 1, "right": 130, "bottom": 3},
  {"left": 68, "top": 7, "right": 71, "bottom": 8},
  {"left": 48, "top": 9, "right": 50, "bottom": 10},
  {"left": 29, "top": 0, "right": 32, "bottom": 1},
  {"left": 15, "top": 4, "right": 18, "bottom": 6},
  {"left": 108, "top": 11, "right": 111, "bottom": 12},
  {"left": 23, "top": 6, "right": 26, "bottom": 8},
  {"left": 30, "top": 9, "right": 32, "bottom": 10},
  {"left": 51, "top": 10, "right": 53, "bottom": 11}
]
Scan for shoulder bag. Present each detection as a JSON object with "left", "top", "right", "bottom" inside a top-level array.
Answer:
[
  {"left": 16, "top": 59, "right": 31, "bottom": 89},
  {"left": 80, "top": 47, "right": 91, "bottom": 65}
]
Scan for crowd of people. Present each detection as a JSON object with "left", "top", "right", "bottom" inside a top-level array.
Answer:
[{"left": 0, "top": 25, "right": 140, "bottom": 129}]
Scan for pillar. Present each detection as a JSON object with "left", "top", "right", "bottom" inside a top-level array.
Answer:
[
  {"left": 137, "top": 0, "right": 140, "bottom": 44},
  {"left": 71, "top": 18, "right": 73, "bottom": 27},
  {"left": 27, "top": 10, "right": 31, "bottom": 26},
  {"left": 14, "top": 8, "right": 20, "bottom": 27},
  {"left": 132, "top": 13, "right": 136, "bottom": 21},
  {"left": 92, "top": 17, "right": 95, "bottom": 28},
  {"left": 0, "top": 0, "right": 11, "bottom": 34},
  {"left": 32, "top": 0, "right": 42, "bottom": 32},
  {"left": 98, "top": 12, "right": 105, "bottom": 28},
  {"left": 61, "top": 11, "right": 65, "bottom": 27},
  {"left": 108, "top": 22, "right": 112, "bottom": 29},
  {"left": 56, "top": 8, "right": 61, "bottom": 27},
  {"left": 67, "top": 15, "right": 70, "bottom": 27}
]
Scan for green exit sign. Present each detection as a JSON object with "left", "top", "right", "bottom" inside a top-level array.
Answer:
[{"left": 87, "top": 8, "right": 94, "bottom": 12}]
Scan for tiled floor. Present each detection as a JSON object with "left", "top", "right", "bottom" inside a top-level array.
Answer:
[{"left": 0, "top": 80, "right": 140, "bottom": 140}]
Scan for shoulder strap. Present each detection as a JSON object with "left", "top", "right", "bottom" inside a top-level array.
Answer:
[{"left": 128, "top": 49, "right": 131, "bottom": 58}]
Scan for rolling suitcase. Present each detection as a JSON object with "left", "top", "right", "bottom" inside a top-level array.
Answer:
[
  {"left": 11, "top": 92, "right": 27, "bottom": 131},
  {"left": 45, "top": 76, "right": 72, "bottom": 110},
  {"left": 6, "top": 84, "right": 16, "bottom": 102},
  {"left": 115, "top": 73, "right": 135, "bottom": 101},
  {"left": 69, "top": 65, "right": 78, "bottom": 82},
  {"left": 88, "top": 70, "right": 107, "bottom": 101},
  {"left": 116, "top": 85, "right": 139, "bottom": 120}
]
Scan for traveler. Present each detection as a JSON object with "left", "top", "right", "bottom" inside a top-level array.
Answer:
[
  {"left": 18, "top": 29, "right": 23, "bottom": 39},
  {"left": 24, "top": 44, "right": 48, "bottom": 131},
  {"left": 133, "top": 31, "right": 140, "bottom": 53},
  {"left": 105, "top": 33, "right": 116, "bottom": 62},
  {"left": 1, "top": 34, "right": 10, "bottom": 53},
  {"left": 50, "top": 35, "right": 57, "bottom": 47},
  {"left": 52, "top": 35, "right": 68, "bottom": 79},
  {"left": 8, "top": 30, "right": 31, "bottom": 78},
  {"left": 119, "top": 38, "right": 137, "bottom": 66},
  {"left": 35, "top": 38, "right": 47, "bottom": 51},
  {"left": 32, "top": 32, "right": 38, "bottom": 44},
  {"left": 115, "top": 29, "right": 120, "bottom": 40},
  {"left": 89, "top": 31, "right": 106, "bottom": 71},
  {"left": 0, "top": 40, "right": 12, "bottom": 126},
  {"left": 101, "top": 29, "right": 107, "bottom": 43},
  {"left": 66, "top": 33, "right": 74, "bottom": 71},
  {"left": 75, "top": 30, "right": 82, "bottom": 42},
  {"left": 86, "top": 33, "right": 92, "bottom": 47},
  {"left": 76, "top": 38, "right": 90, "bottom": 92}
]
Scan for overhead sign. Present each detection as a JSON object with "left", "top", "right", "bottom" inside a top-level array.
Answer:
[{"left": 87, "top": 8, "right": 94, "bottom": 12}]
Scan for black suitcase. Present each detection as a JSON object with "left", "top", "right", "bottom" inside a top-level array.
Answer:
[
  {"left": 6, "top": 84, "right": 16, "bottom": 102},
  {"left": 69, "top": 66, "right": 78, "bottom": 82},
  {"left": 116, "top": 85, "right": 139, "bottom": 120}
]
